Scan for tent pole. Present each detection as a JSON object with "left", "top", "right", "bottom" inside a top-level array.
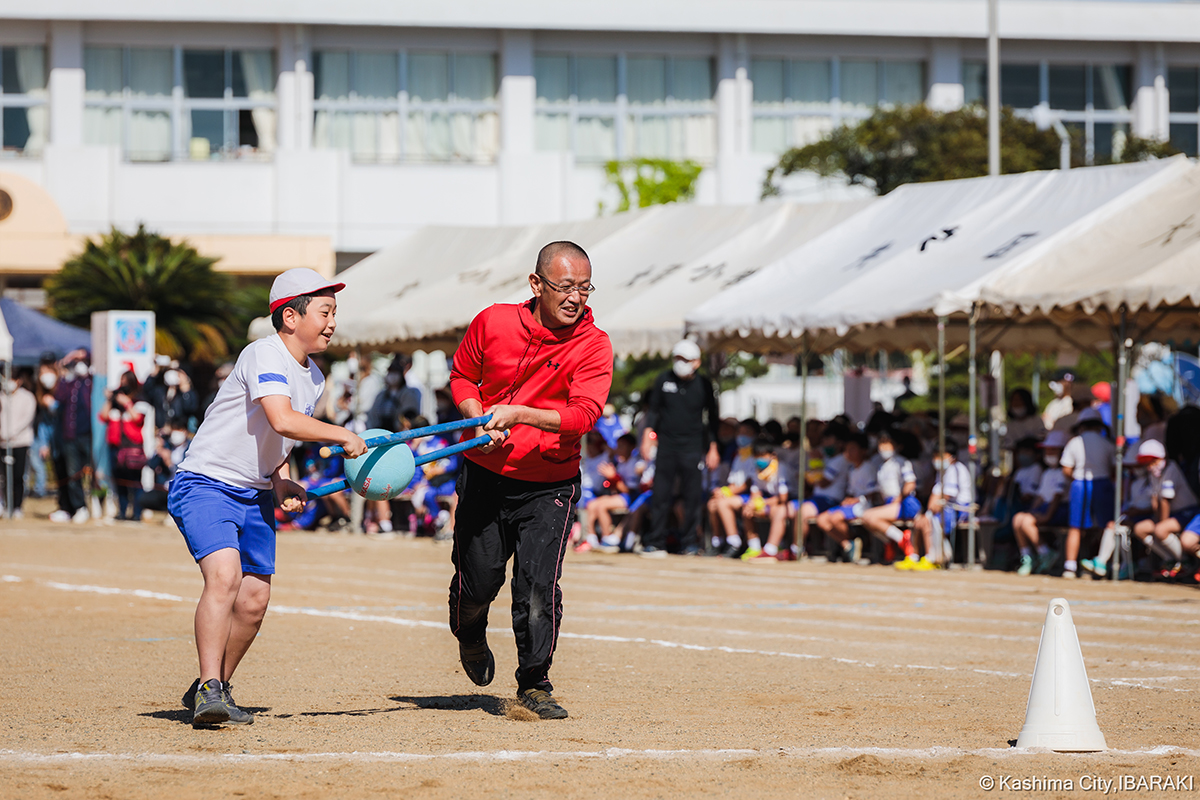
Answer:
[
  {"left": 968, "top": 307, "right": 979, "bottom": 567},
  {"left": 1113, "top": 308, "right": 1129, "bottom": 581},
  {"left": 796, "top": 334, "right": 809, "bottom": 556},
  {"left": 1031, "top": 354, "right": 1040, "bottom": 408},
  {"left": 937, "top": 317, "right": 947, "bottom": 563}
]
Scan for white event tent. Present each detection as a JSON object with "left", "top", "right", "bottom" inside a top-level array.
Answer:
[{"left": 251, "top": 200, "right": 872, "bottom": 357}]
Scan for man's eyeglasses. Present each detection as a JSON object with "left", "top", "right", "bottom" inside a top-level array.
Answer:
[{"left": 538, "top": 275, "right": 596, "bottom": 296}]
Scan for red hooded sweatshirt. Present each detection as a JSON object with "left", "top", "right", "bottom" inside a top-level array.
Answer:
[{"left": 449, "top": 299, "right": 613, "bottom": 483}]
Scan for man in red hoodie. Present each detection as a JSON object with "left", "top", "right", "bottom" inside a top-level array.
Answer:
[{"left": 448, "top": 240, "right": 613, "bottom": 720}]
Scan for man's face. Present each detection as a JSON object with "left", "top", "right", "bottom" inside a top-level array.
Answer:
[
  {"left": 530, "top": 254, "right": 592, "bottom": 329},
  {"left": 286, "top": 292, "right": 337, "bottom": 353}
]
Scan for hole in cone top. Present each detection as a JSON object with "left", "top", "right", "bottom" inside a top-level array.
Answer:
[{"left": 1053, "top": 605, "right": 1064, "bottom": 615}]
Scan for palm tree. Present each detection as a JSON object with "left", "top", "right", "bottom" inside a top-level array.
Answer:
[{"left": 45, "top": 225, "right": 259, "bottom": 363}]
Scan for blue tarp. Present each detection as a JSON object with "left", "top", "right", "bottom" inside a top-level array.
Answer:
[{"left": 0, "top": 297, "right": 91, "bottom": 366}]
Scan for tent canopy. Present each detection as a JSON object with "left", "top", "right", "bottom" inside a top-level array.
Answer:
[
  {"left": 685, "top": 158, "right": 1185, "bottom": 354},
  {"left": 254, "top": 200, "right": 873, "bottom": 356},
  {"left": 0, "top": 297, "right": 91, "bottom": 366}
]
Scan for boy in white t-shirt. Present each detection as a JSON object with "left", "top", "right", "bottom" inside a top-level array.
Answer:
[
  {"left": 169, "top": 269, "right": 368, "bottom": 728},
  {"left": 1060, "top": 408, "right": 1116, "bottom": 579}
]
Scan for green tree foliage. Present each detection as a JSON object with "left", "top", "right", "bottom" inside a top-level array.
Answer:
[
  {"left": 601, "top": 158, "right": 703, "bottom": 214},
  {"left": 608, "top": 351, "right": 768, "bottom": 415},
  {"left": 45, "top": 225, "right": 263, "bottom": 364},
  {"left": 762, "top": 104, "right": 1179, "bottom": 198}
]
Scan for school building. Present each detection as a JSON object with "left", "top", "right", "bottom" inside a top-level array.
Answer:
[{"left": 1, "top": 0, "right": 1198, "bottom": 304}]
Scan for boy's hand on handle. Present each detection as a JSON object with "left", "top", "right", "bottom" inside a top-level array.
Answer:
[
  {"left": 273, "top": 477, "right": 307, "bottom": 513},
  {"left": 340, "top": 430, "right": 368, "bottom": 459}
]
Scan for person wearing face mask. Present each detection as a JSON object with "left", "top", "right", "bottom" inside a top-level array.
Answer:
[
  {"left": 100, "top": 371, "right": 147, "bottom": 522},
  {"left": 148, "top": 363, "right": 199, "bottom": 433},
  {"left": 594, "top": 403, "right": 626, "bottom": 450},
  {"left": 815, "top": 432, "right": 879, "bottom": 562},
  {"left": 706, "top": 420, "right": 766, "bottom": 558},
  {"left": 1011, "top": 431, "right": 1070, "bottom": 576},
  {"left": 0, "top": 371, "right": 37, "bottom": 517},
  {"left": 1128, "top": 439, "right": 1197, "bottom": 579},
  {"left": 860, "top": 429, "right": 923, "bottom": 568},
  {"left": 29, "top": 358, "right": 59, "bottom": 499},
  {"left": 1010, "top": 437, "right": 1045, "bottom": 509},
  {"left": 908, "top": 439, "right": 973, "bottom": 570},
  {"left": 640, "top": 339, "right": 721, "bottom": 558},
  {"left": 143, "top": 423, "right": 191, "bottom": 512},
  {"left": 1002, "top": 388, "right": 1046, "bottom": 452},
  {"left": 48, "top": 350, "right": 94, "bottom": 524},
  {"left": 365, "top": 357, "right": 420, "bottom": 438}
]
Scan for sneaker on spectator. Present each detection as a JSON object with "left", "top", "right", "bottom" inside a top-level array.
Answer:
[
  {"left": 721, "top": 542, "right": 744, "bottom": 559},
  {"left": 1080, "top": 558, "right": 1107, "bottom": 578},
  {"left": 1060, "top": 569, "right": 1078, "bottom": 579},
  {"left": 1017, "top": 554, "right": 1034, "bottom": 576},
  {"left": 594, "top": 542, "right": 621, "bottom": 554},
  {"left": 1158, "top": 562, "right": 1183, "bottom": 581},
  {"left": 911, "top": 557, "right": 937, "bottom": 571},
  {"left": 639, "top": 546, "right": 668, "bottom": 559},
  {"left": 1035, "top": 550, "right": 1058, "bottom": 575},
  {"left": 573, "top": 540, "right": 594, "bottom": 554},
  {"left": 739, "top": 547, "right": 763, "bottom": 561},
  {"left": 71, "top": 508, "right": 89, "bottom": 524},
  {"left": 749, "top": 550, "right": 779, "bottom": 562}
]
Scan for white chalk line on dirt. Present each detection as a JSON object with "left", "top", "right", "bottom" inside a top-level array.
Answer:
[
  {"left": 2, "top": 745, "right": 1198, "bottom": 767},
  {"left": 20, "top": 578, "right": 1193, "bottom": 691}
]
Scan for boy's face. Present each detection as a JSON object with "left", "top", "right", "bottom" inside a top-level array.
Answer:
[
  {"left": 286, "top": 292, "right": 337, "bottom": 353},
  {"left": 616, "top": 441, "right": 634, "bottom": 460}
]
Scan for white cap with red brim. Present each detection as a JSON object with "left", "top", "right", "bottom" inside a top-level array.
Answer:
[{"left": 269, "top": 268, "right": 346, "bottom": 313}]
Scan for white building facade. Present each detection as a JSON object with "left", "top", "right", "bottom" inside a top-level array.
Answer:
[{"left": 1, "top": 0, "right": 1199, "bottom": 272}]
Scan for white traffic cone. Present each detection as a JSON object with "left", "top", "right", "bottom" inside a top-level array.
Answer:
[{"left": 1015, "top": 597, "right": 1107, "bottom": 751}]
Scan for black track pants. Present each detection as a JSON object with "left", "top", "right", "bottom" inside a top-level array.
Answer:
[
  {"left": 645, "top": 445, "right": 705, "bottom": 551},
  {"left": 448, "top": 460, "right": 580, "bottom": 693}
]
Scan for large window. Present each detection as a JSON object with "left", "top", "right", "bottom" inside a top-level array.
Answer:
[
  {"left": 0, "top": 46, "right": 47, "bottom": 156},
  {"left": 84, "top": 46, "right": 276, "bottom": 161},
  {"left": 534, "top": 53, "right": 716, "bottom": 162},
  {"left": 750, "top": 58, "right": 924, "bottom": 154},
  {"left": 964, "top": 61, "right": 1133, "bottom": 163},
  {"left": 312, "top": 50, "right": 498, "bottom": 163},
  {"left": 1168, "top": 66, "right": 1200, "bottom": 156}
]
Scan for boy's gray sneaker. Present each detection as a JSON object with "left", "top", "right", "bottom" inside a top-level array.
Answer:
[
  {"left": 517, "top": 688, "right": 568, "bottom": 720},
  {"left": 222, "top": 683, "right": 254, "bottom": 725},
  {"left": 192, "top": 679, "right": 230, "bottom": 727}
]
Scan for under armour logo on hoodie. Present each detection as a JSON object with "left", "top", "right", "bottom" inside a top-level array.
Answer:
[{"left": 546, "top": 360, "right": 560, "bottom": 370}]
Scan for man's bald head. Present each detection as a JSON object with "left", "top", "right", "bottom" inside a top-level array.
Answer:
[{"left": 535, "top": 241, "right": 590, "bottom": 276}]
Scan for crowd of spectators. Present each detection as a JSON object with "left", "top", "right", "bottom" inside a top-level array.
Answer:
[{"left": 4, "top": 343, "right": 1199, "bottom": 585}]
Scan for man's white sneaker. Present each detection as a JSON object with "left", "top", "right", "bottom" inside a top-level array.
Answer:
[
  {"left": 49, "top": 510, "right": 71, "bottom": 523},
  {"left": 71, "top": 508, "right": 90, "bottom": 524}
]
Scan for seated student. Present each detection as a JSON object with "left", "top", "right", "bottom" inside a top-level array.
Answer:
[
  {"left": 710, "top": 436, "right": 779, "bottom": 558},
  {"left": 862, "top": 428, "right": 922, "bottom": 564},
  {"left": 815, "top": 432, "right": 879, "bottom": 561},
  {"left": 906, "top": 438, "right": 972, "bottom": 570},
  {"left": 410, "top": 427, "right": 462, "bottom": 538},
  {"left": 1128, "top": 439, "right": 1196, "bottom": 578},
  {"left": 754, "top": 428, "right": 817, "bottom": 561},
  {"left": 707, "top": 419, "right": 763, "bottom": 557},
  {"left": 738, "top": 440, "right": 787, "bottom": 560},
  {"left": 1012, "top": 431, "right": 1070, "bottom": 576},
  {"left": 574, "top": 430, "right": 613, "bottom": 546},
  {"left": 577, "top": 434, "right": 646, "bottom": 553},
  {"left": 1082, "top": 445, "right": 1156, "bottom": 579},
  {"left": 1060, "top": 407, "right": 1116, "bottom": 579},
  {"left": 1011, "top": 437, "right": 1045, "bottom": 509}
]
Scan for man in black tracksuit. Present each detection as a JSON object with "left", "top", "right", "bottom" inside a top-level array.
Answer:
[{"left": 639, "top": 340, "right": 721, "bottom": 557}]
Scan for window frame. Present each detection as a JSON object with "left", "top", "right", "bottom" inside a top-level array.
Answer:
[
  {"left": 83, "top": 45, "right": 277, "bottom": 162},
  {"left": 1168, "top": 65, "right": 1200, "bottom": 157},
  {"left": 310, "top": 48, "right": 500, "bottom": 164},
  {"left": 534, "top": 52, "right": 717, "bottom": 163},
  {"left": 0, "top": 44, "right": 49, "bottom": 157}
]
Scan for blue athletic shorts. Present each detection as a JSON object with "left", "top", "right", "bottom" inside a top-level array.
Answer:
[
  {"left": 1068, "top": 478, "right": 1115, "bottom": 529},
  {"left": 1185, "top": 514, "right": 1200, "bottom": 536},
  {"left": 805, "top": 495, "right": 839, "bottom": 514},
  {"left": 830, "top": 502, "right": 864, "bottom": 522},
  {"left": 628, "top": 491, "right": 652, "bottom": 513},
  {"left": 1030, "top": 501, "right": 1070, "bottom": 527},
  {"left": 168, "top": 470, "right": 277, "bottom": 575},
  {"left": 937, "top": 508, "right": 969, "bottom": 532},
  {"left": 1170, "top": 505, "right": 1200, "bottom": 526},
  {"left": 899, "top": 495, "right": 923, "bottom": 521}
]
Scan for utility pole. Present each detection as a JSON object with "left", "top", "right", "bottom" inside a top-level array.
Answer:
[{"left": 988, "top": 0, "right": 1000, "bottom": 177}]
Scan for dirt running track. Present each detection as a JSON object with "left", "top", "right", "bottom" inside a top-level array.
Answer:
[{"left": 2, "top": 517, "right": 1199, "bottom": 799}]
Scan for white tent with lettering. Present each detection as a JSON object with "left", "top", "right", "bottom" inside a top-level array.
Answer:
[{"left": 685, "top": 157, "right": 1186, "bottom": 353}]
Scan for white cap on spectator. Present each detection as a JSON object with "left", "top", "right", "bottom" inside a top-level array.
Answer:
[
  {"left": 672, "top": 339, "right": 701, "bottom": 361},
  {"left": 269, "top": 268, "right": 346, "bottom": 313},
  {"left": 1137, "top": 439, "right": 1166, "bottom": 462},
  {"left": 1039, "top": 430, "right": 1068, "bottom": 449}
]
